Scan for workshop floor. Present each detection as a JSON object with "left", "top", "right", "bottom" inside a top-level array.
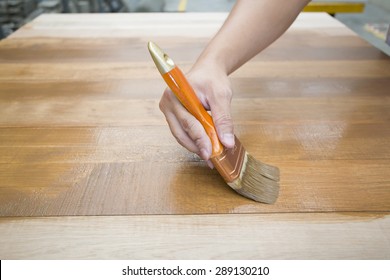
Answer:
[{"left": 335, "top": 3, "right": 390, "bottom": 55}]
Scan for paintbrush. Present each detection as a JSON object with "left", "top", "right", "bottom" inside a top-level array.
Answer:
[{"left": 148, "top": 41, "right": 280, "bottom": 203}]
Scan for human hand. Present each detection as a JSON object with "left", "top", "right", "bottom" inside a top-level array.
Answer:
[{"left": 159, "top": 64, "right": 235, "bottom": 168}]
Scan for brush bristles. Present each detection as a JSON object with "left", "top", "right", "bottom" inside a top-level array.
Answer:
[{"left": 229, "top": 153, "right": 280, "bottom": 204}]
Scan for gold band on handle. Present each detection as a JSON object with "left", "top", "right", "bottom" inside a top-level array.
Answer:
[{"left": 148, "top": 42, "right": 176, "bottom": 75}]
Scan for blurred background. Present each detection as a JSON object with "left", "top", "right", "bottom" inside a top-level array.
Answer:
[{"left": 0, "top": 0, "right": 389, "bottom": 54}]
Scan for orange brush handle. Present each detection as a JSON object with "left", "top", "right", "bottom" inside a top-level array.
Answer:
[{"left": 162, "top": 67, "right": 224, "bottom": 157}]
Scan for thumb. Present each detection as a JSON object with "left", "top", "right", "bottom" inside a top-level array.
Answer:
[{"left": 210, "top": 95, "right": 235, "bottom": 149}]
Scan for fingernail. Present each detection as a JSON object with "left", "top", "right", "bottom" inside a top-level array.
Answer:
[
  {"left": 222, "top": 133, "right": 235, "bottom": 147},
  {"left": 206, "top": 161, "right": 214, "bottom": 169},
  {"left": 200, "top": 148, "right": 210, "bottom": 160}
]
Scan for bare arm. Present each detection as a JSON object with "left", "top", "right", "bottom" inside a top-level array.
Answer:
[
  {"left": 159, "top": 0, "right": 310, "bottom": 166},
  {"left": 194, "top": 0, "right": 310, "bottom": 74}
]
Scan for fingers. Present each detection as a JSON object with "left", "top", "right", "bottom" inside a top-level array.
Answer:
[
  {"left": 209, "top": 87, "right": 235, "bottom": 149},
  {"left": 211, "top": 97, "right": 234, "bottom": 148},
  {"left": 206, "top": 160, "right": 214, "bottom": 169},
  {"left": 160, "top": 89, "right": 212, "bottom": 160},
  {"left": 188, "top": 69, "right": 235, "bottom": 149},
  {"left": 159, "top": 69, "right": 235, "bottom": 169}
]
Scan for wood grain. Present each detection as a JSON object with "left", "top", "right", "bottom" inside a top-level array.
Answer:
[
  {"left": 0, "top": 13, "right": 389, "bottom": 218},
  {"left": 7, "top": 13, "right": 349, "bottom": 39},
  {"left": 0, "top": 15, "right": 390, "bottom": 216},
  {"left": 1, "top": 12, "right": 389, "bottom": 260},
  {"left": 0, "top": 124, "right": 389, "bottom": 215},
  {"left": 0, "top": 213, "right": 389, "bottom": 259}
]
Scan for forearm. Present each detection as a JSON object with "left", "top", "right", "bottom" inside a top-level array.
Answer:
[
  {"left": 158, "top": 0, "right": 310, "bottom": 161},
  {"left": 193, "top": 0, "right": 310, "bottom": 74}
]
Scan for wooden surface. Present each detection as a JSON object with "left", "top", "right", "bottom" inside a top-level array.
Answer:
[
  {"left": 1, "top": 213, "right": 389, "bottom": 259},
  {"left": 0, "top": 13, "right": 389, "bottom": 259}
]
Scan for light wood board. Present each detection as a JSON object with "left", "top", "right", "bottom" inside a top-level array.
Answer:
[
  {"left": 0, "top": 13, "right": 389, "bottom": 259},
  {"left": 1, "top": 213, "right": 389, "bottom": 259}
]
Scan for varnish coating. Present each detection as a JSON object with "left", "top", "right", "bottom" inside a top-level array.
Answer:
[
  {"left": 0, "top": 13, "right": 389, "bottom": 216},
  {"left": 0, "top": 12, "right": 389, "bottom": 260}
]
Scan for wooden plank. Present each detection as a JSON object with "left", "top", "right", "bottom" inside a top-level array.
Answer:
[
  {"left": 6, "top": 13, "right": 348, "bottom": 39},
  {"left": 1, "top": 60, "right": 389, "bottom": 82},
  {"left": 0, "top": 13, "right": 389, "bottom": 216},
  {"left": 0, "top": 213, "right": 389, "bottom": 259},
  {"left": 1, "top": 124, "right": 389, "bottom": 160},
  {"left": 0, "top": 35, "right": 383, "bottom": 63},
  {"left": 304, "top": 2, "right": 365, "bottom": 13},
  {"left": 0, "top": 12, "right": 389, "bottom": 260},
  {"left": 1, "top": 159, "right": 389, "bottom": 215},
  {"left": 0, "top": 96, "right": 389, "bottom": 126},
  {"left": 1, "top": 77, "right": 389, "bottom": 100}
]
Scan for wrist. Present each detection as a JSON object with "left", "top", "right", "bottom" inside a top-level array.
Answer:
[{"left": 191, "top": 49, "right": 230, "bottom": 76}]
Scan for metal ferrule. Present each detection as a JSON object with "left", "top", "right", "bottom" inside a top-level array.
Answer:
[
  {"left": 211, "top": 136, "right": 246, "bottom": 184},
  {"left": 148, "top": 41, "right": 176, "bottom": 75}
]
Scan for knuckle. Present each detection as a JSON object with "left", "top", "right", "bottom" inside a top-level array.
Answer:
[
  {"left": 213, "top": 113, "right": 233, "bottom": 127},
  {"left": 181, "top": 118, "right": 207, "bottom": 149},
  {"left": 181, "top": 117, "right": 197, "bottom": 133},
  {"left": 159, "top": 90, "right": 176, "bottom": 112},
  {"left": 158, "top": 99, "right": 165, "bottom": 112},
  {"left": 164, "top": 89, "right": 176, "bottom": 101},
  {"left": 194, "top": 136, "right": 206, "bottom": 150}
]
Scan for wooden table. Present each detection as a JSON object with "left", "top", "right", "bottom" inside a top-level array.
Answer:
[{"left": 0, "top": 13, "right": 389, "bottom": 259}]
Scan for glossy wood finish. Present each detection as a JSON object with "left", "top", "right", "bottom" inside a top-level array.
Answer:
[{"left": 0, "top": 13, "right": 389, "bottom": 259}]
